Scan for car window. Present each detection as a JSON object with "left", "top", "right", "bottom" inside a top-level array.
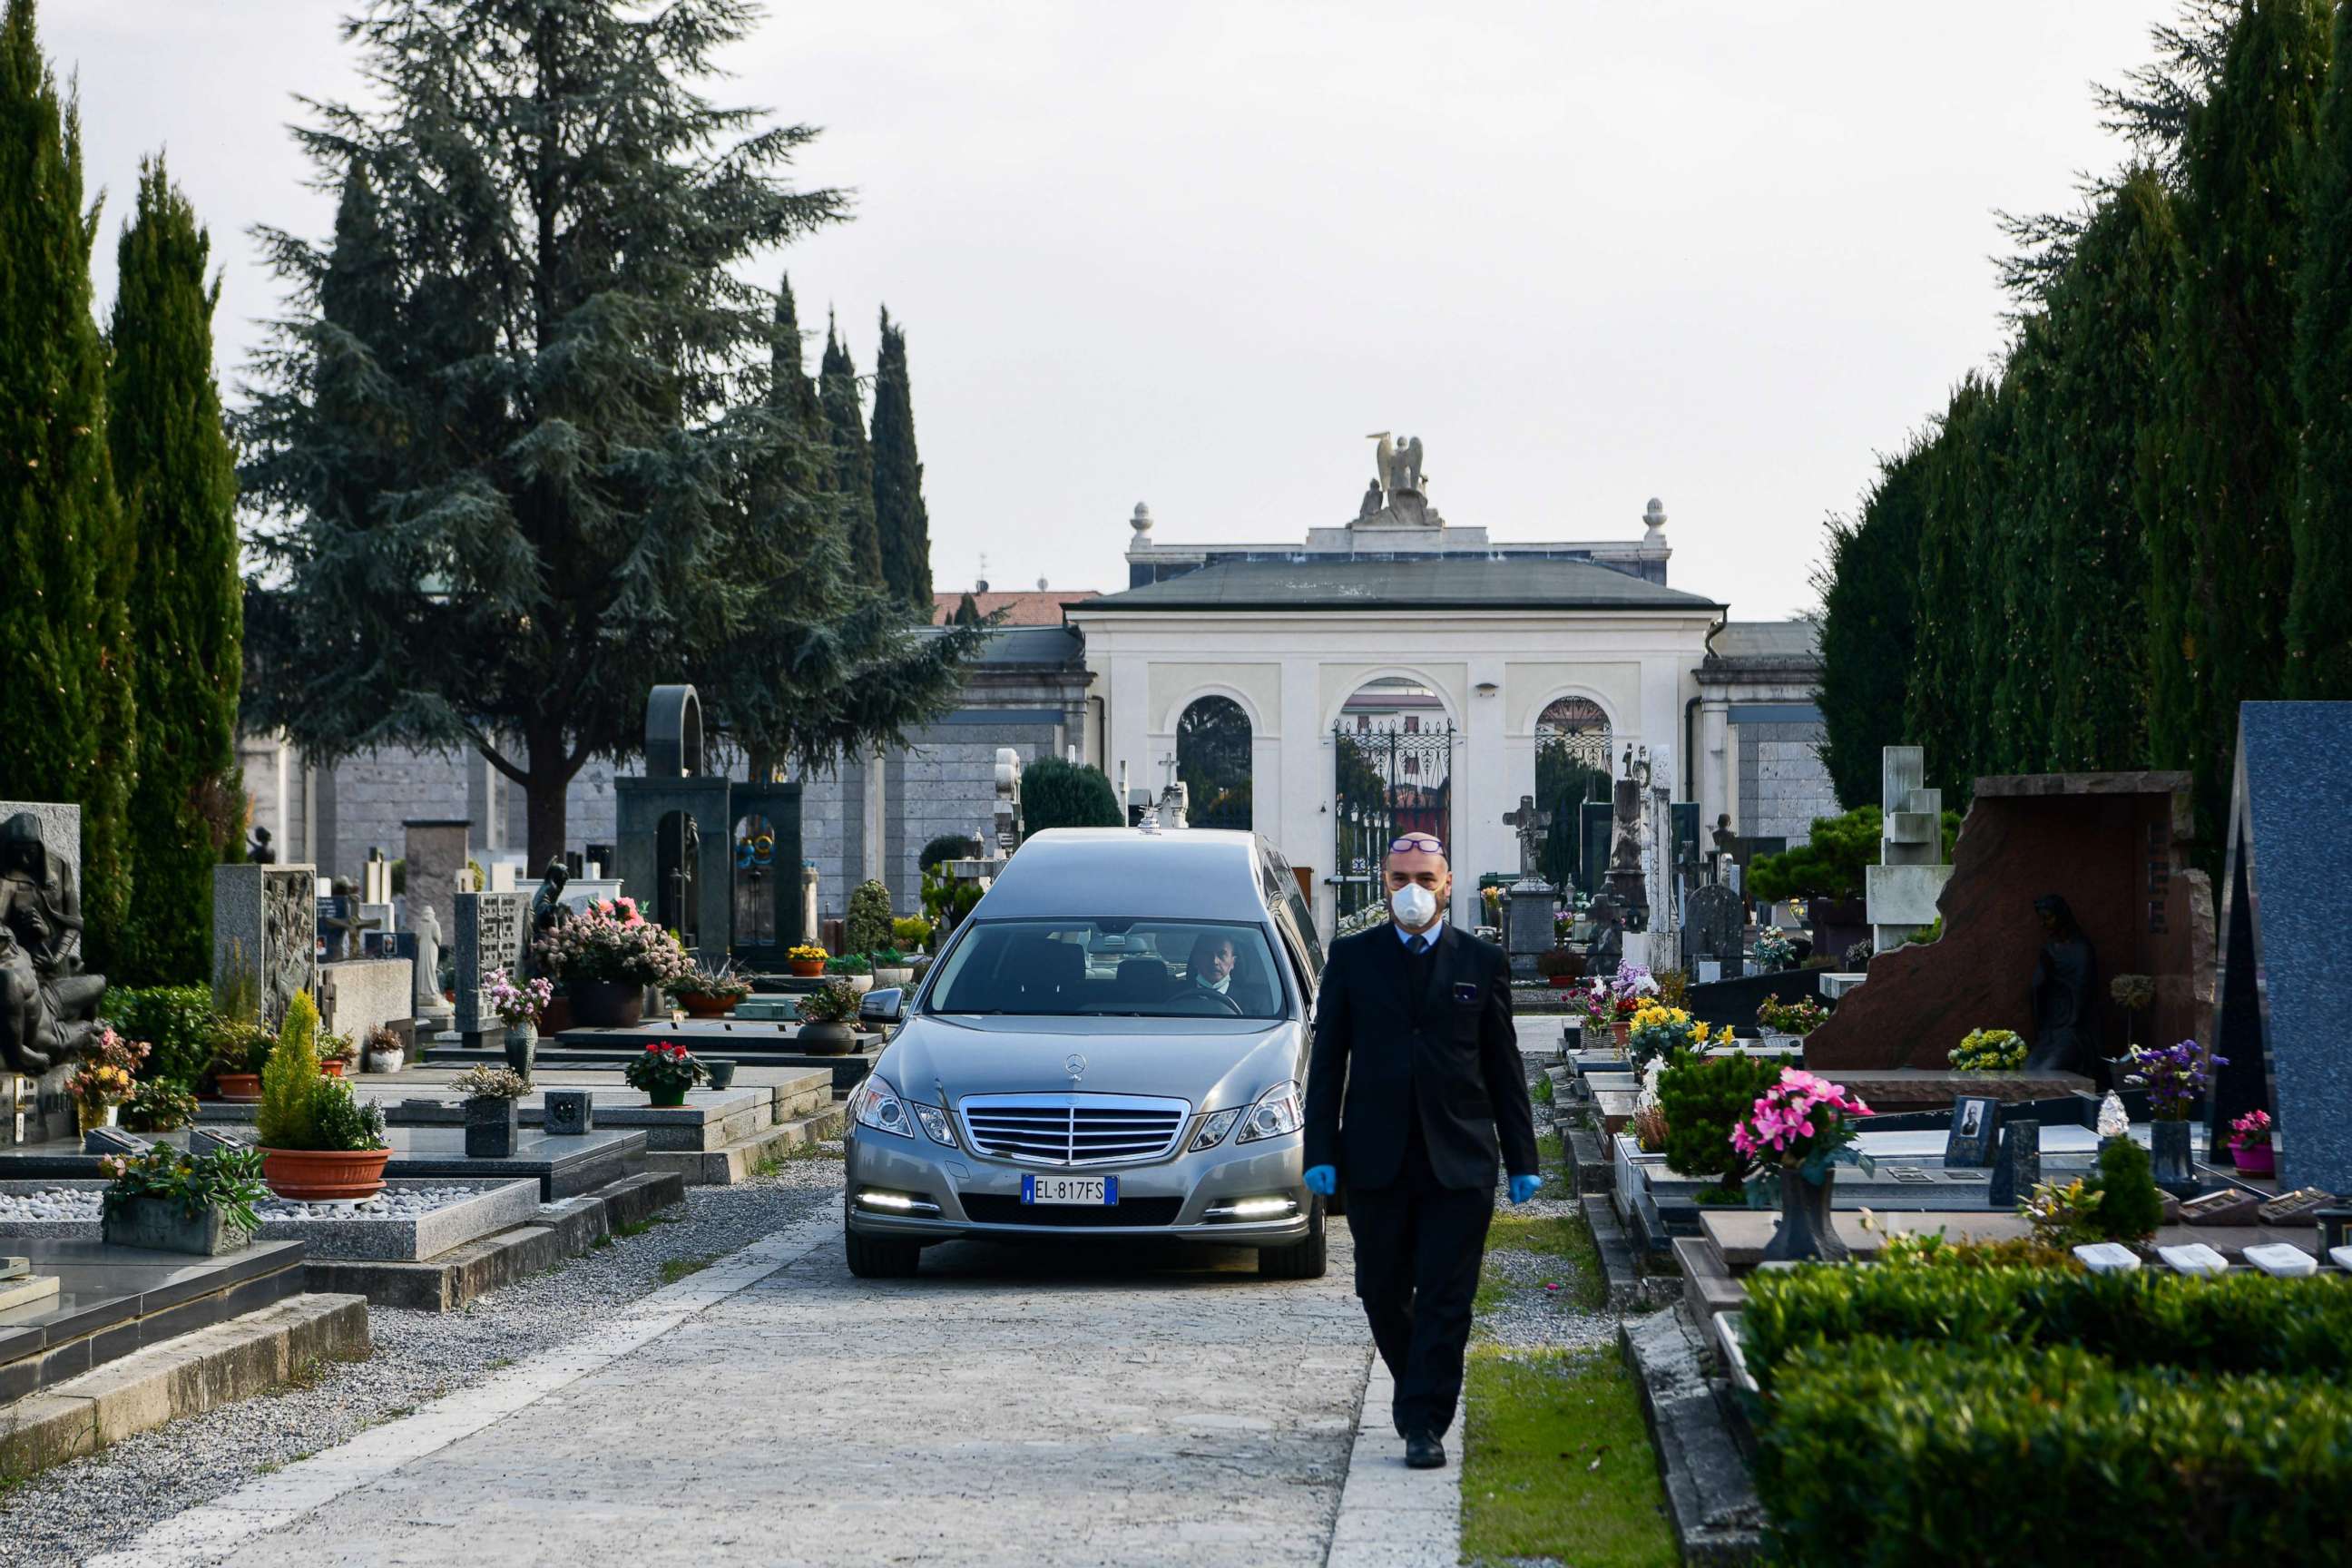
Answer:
[{"left": 926, "top": 918, "right": 1288, "bottom": 1019}]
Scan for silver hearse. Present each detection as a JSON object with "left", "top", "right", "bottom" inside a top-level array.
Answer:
[{"left": 842, "top": 828, "right": 1327, "bottom": 1279}]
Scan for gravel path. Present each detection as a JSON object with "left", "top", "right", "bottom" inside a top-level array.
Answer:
[{"left": 0, "top": 1152, "right": 848, "bottom": 1568}]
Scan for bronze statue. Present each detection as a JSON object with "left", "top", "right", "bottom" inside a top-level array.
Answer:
[
  {"left": 2026, "top": 893, "right": 2097, "bottom": 1074},
  {"left": 527, "top": 858, "right": 572, "bottom": 977},
  {"left": 0, "top": 813, "right": 106, "bottom": 1074}
]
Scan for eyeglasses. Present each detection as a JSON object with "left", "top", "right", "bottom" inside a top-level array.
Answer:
[{"left": 1388, "top": 834, "right": 1446, "bottom": 854}]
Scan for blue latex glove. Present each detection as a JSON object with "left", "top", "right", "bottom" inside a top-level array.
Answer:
[
  {"left": 1508, "top": 1174, "right": 1544, "bottom": 1205},
  {"left": 1303, "top": 1164, "right": 1339, "bottom": 1197}
]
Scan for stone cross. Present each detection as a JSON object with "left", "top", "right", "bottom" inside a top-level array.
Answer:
[{"left": 1502, "top": 796, "right": 1550, "bottom": 883}]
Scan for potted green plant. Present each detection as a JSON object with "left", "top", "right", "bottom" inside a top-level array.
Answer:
[
  {"left": 795, "top": 980, "right": 861, "bottom": 1054},
  {"left": 530, "top": 897, "right": 693, "bottom": 1028},
  {"left": 1534, "top": 946, "right": 1583, "bottom": 988},
  {"left": 670, "top": 964, "right": 752, "bottom": 1019},
  {"left": 2228, "top": 1109, "right": 2275, "bottom": 1178},
  {"left": 868, "top": 946, "right": 914, "bottom": 989},
  {"left": 484, "top": 966, "right": 553, "bottom": 1081},
  {"left": 318, "top": 1031, "right": 359, "bottom": 1078},
  {"left": 786, "top": 942, "right": 828, "bottom": 979},
  {"left": 1948, "top": 1027, "right": 2026, "bottom": 1072},
  {"left": 99, "top": 1144, "right": 269, "bottom": 1256},
  {"left": 451, "top": 1063, "right": 530, "bottom": 1158},
  {"left": 846, "top": 878, "right": 895, "bottom": 957},
  {"left": 1756, "top": 993, "right": 1828, "bottom": 1039},
  {"left": 207, "top": 1018, "right": 274, "bottom": 1100},
  {"left": 120, "top": 1078, "right": 200, "bottom": 1134},
  {"left": 624, "top": 1041, "right": 707, "bottom": 1108},
  {"left": 825, "top": 953, "right": 875, "bottom": 995},
  {"left": 362, "top": 1023, "right": 406, "bottom": 1075},
  {"left": 256, "top": 992, "right": 394, "bottom": 1200}
]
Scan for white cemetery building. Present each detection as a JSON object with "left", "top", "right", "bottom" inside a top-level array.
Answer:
[{"left": 238, "top": 437, "right": 1835, "bottom": 944}]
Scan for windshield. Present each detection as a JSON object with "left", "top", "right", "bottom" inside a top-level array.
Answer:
[{"left": 925, "top": 918, "right": 1289, "bottom": 1020}]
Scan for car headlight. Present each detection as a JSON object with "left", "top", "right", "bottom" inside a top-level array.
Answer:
[
  {"left": 1236, "top": 1080, "right": 1303, "bottom": 1145},
  {"left": 1190, "top": 1108, "right": 1243, "bottom": 1152},
  {"left": 851, "top": 1074, "right": 910, "bottom": 1138}
]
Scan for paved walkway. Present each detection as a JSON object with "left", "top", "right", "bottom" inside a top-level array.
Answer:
[{"left": 95, "top": 1207, "right": 1403, "bottom": 1568}]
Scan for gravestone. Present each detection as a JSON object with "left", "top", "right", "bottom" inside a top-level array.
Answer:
[
  {"left": 1986, "top": 1119, "right": 2040, "bottom": 1208},
  {"left": 362, "top": 848, "right": 394, "bottom": 906},
  {"left": 2207, "top": 702, "right": 2352, "bottom": 1197},
  {"left": 614, "top": 684, "right": 732, "bottom": 959},
  {"left": 213, "top": 863, "right": 319, "bottom": 1027},
  {"left": 544, "top": 1090, "right": 594, "bottom": 1136},
  {"left": 1684, "top": 884, "right": 1744, "bottom": 969},
  {"left": 83, "top": 1124, "right": 149, "bottom": 1157},
  {"left": 402, "top": 818, "right": 471, "bottom": 967},
  {"left": 1866, "top": 747, "right": 1951, "bottom": 952},
  {"left": 1584, "top": 893, "right": 1625, "bottom": 979},
  {"left": 453, "top": 891, "right": 530, "bottom": 1048},
  {"left": 1942, "top": 1095, "right": 2000, "bottom": 1168},
  {"left": 190, "top": 1125, "right": 252, "bottom": 1156}
]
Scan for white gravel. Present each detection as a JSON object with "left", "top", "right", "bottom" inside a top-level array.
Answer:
[
  {"left": 0, "top": 1186, "right": 492, "bottom": 1223},
  {"left": 0, "top": 1152, "right": 848, "bottom": 1568}
]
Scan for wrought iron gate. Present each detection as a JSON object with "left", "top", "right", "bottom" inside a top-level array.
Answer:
[{"left": 1331, "top": 724, "right": 1455, "bottom": 922}]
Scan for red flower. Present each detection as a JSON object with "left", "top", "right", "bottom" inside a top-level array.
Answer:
[{"left": 644, "top": 1043, "right": 660, "bottom": 1054}]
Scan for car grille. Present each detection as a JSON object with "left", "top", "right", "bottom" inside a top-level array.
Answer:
[
  {"left": 956, "top": 1093, "right": 1191, "bottom": 1167},
  {"left": 959, "top": 1194, "right": 1186, "bottom": 1228}
]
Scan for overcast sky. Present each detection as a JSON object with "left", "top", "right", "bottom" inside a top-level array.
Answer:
[{"left": 52, "top": 2, "right": 2163, "bottom": 620}]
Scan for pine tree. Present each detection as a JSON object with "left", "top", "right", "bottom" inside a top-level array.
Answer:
[
  {"left": 820, "top": 315, "right": 884, "bottom": 584},
  {"left": 2145, "top": 0, "right": 2330, "bottom": 842},
  {"left": 0, "top": 0, "right": 133, "bottom": 967},
  {"left": 239, "top": 2, "right": 985, "bottom": 864},
  {"left": 1813, "top": 437, "right": 1928, "bottom": 809},
  {"left": 108, "top": 156, "right": 240, "bottom": 985},
  {"left": 2288, "top": 0, "right": 2352, "bottom": 700},
  {"left": 869, "top": 307, "right": 933, "bottom": 612},
  {"left": 951, "top": 591, "right": 981, "bottom": 626}
]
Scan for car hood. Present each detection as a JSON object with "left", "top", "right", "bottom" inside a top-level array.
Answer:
[{"left": 876, "top": 1013, "right": 1307, "bottom": 1114}]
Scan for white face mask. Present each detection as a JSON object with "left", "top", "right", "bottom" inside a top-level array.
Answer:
[{"left": 1389, "top": 883, "right": 1438, "bottom": 929}]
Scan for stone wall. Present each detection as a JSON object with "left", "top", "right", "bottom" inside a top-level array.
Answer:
[{"left": 1738, "top": 719, "right": 1835, "bottom": 845}]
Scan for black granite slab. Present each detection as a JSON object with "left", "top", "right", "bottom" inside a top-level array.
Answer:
[
  {"left": 2210, "top": 702, "right": 2352, "bottom": 1194},
  {"left": 0, "top": 1238, "right": 309, "bottom": 1402}
]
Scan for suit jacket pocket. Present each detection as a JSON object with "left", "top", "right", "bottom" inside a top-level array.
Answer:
[{"left": 1450, "top": 1001, "right": 1483, "bottom": 1044}]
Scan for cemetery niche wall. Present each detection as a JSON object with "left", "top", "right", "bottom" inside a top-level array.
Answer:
[
  {"left": 1805, "top": 772, "right": 2212, "bottom": 1076},
  {"left": 2205, "top": 702, "right": 2352, "bottom": 1196}
]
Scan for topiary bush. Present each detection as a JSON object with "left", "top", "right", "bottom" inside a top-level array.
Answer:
[
  {"left": 1755, "top": 1337, "right": 2352, "bottom": 1564},
  {"left": 101, "top": 985, "right": 218, "bottom": 1089},
  {"left": 1655, "top": 1050, "right": 1780, "bottom": 1194},
  {"left": 2086, "top": 1133, "right": 2165, "bottom": 1242},
  {"left": 1018, "top": 756, "right": 1122, "bottom": 834},
  {"left": 917, "top": 834, "right": 977, "bottom": 872},
  {"left": 257, "top": 990, "right": 320, "bottom": 1151},
  {"left": 846, "top": 879, "right": 894, "bottom": 956}
]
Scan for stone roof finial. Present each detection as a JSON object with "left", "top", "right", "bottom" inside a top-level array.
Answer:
[
  {"left": 1643, "top": 498, "right": 1668, "bottom": 534},
  {"left": 1131, "top": 502, "right": 1153, "bottom": 535}
]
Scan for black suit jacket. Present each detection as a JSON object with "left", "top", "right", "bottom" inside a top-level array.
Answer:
[{"left": 1303, "top": 922, "right": 1540, "bottom": 1191}]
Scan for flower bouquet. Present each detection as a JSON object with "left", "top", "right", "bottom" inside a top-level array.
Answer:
[
  {"left": 68, "top": 1027, "right": 147, "bottom": 1132},
  {"left": 485, "top": 967, "right": 554, "bottom": 1034},
  {"left": 2122, "top": 1039, "right": 2223, "bottom": 1122},
  {"left": 2226, "top": 1108, "right": 2275, "bottom": 1177},
  {"left": 1755, "top": 994, "right": 1828, "bottom": 1037},
  {"left": 625, "top": 1041, "right": 708, "bottom": 1107},
  {"left": 1625, "top": 1004, "right": 1731, "bottom": 1069},
  {"left": 1583, "top": 965, "right": 1657, "bottom": 1046},
  {"left": 1733, "top": 1067, "right": 1875, "bottom": 1262},
  {"left": 1752, "top": 926, "right": 1795, "bottom": 971},
  {"left": 533, "top": 899, "right": 692, "bottom": 1028},
  {"left": 1949, "top": 1026, "right": 2026, "bottom": 1072}
]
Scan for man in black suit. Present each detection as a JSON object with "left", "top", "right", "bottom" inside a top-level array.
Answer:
[{"left": 1303, "top": 832, "right": 1541, "bottom": 1470}]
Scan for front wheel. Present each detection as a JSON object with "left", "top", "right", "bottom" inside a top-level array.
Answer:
[
  {"left": 1258, "top": 1196, "right": 1328, "bottom": 1279},
  {"left": 844, "top": 1218, "right": 924, "bottom": 1279}
]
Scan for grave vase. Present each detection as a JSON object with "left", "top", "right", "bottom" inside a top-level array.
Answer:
[
  {"left": 2150, "top": 1120, "right": 2196, "bottom": 1191},
  {"left": 76, "top": 1102, "right": 119, "bottom": 1134},
  {"left": 503, "top": 1024, "right": 537, "bottom": 1083},
  {"left": 1760, "top": 1167, "right": 1849, "bottom": 1264},
  {"left": 465, "top": 1098, "right": 521, "bottom": 1159},
  {"left": 569, "top": 979, "right": 644, "bottom": 1029}
]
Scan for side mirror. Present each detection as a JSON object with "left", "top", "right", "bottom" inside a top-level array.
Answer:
[{"left": 859, "top": 987, "right": 905, "bottom": 1025}]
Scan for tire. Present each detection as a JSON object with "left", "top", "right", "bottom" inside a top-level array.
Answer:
[
  {"left": 844, "top": 1218, "right": 924, "bottom": 1279},
  {"left": 1258, "top": 1196, "right": 1328, "bottom": 1279}
]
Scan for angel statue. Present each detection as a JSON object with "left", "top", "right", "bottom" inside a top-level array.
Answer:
[
  {"left": 1367, "top": 431, "right": 1396, "bottom": 495},
  {"left": 1395, "top": 435, "right": 1424, "bottom": 493}
]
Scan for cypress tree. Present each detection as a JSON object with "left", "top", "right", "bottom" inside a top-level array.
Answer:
[
  {"left": 819, "top": 315, "right": 884, "bottom": 585},
  {"left": 869, "top": 307, "right": 933, "bottom": 612},
  {"left": 0, "top": 0, "right": 132, "bottom": 966},
  {"left": 1908, "top": 375, "right": 1999, "bottom": 795},
  {"left": 2145, "top": 0, "right": 2330, "bottom": 842},
  {"left": 2044, "top": 170, "right": 2177, "bottom": 767},
  {"left": 1987, "top": 330, "right": 2052, "bottom": 775},
  {"left": 108, "top": 156, "right": 241, "bottom": 985},
  {"left": 2288, "top": 0, "right": 2352, "bottom": 700},
  {"left": 951, "top": 591, "right": 981, "bottom": 626},
  {"left": 1812, "top": 437, "right": 1928, "bottom": 808}
]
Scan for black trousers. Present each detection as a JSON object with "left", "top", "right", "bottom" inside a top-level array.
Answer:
[{"left": 1342, "top": 1135, "right": 1494, "bottom": 1439}]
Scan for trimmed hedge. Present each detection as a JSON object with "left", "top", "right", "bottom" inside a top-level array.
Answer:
[
  {"left": 1744, "top": 1263, "right": 2352, "bottom": 1390},
  {"left": 1758, "top": 1338, "right": 2352, "bottom": 1565},
  {"left": 99, "top": 985, "right": 218, "bottom": 1090}
]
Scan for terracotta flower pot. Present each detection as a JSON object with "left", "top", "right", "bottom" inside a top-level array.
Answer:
[
  {"left": 214, "top": 1073, "right": 262, "bottom": 1102},
  {"left": 569, "top": 979, "right": 645, "bottom": 1029},
  {"left": 677, "top": 992, "right": 738, "bottom": 1019},
  {"left": 1612, "top": 1022, "right": 1632, "bottom": 1051},
  {"left": 789, "top": 958, "right": 825, "bottom": 978},
  {"left": 261, "top": 1146, "right": 392, "bottom": 1202},
  {"left": 319, "top": 1059, "right": 347, "bottom": 1078},
  {"left": 2232, "top": 1142, "right": 2276, "bottom": 1178}
]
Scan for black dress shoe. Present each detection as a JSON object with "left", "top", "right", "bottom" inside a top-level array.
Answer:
[{"left": 1405, "top": 1431, "right": 1446, "bottom": 1469}]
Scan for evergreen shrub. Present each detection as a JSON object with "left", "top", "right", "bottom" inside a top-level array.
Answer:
[
  {"left": 257, "top": 990, "right": 320, "bottom": 1150},
  {"left": 846, "top": 879, "right": 894, "bottom": 956},
  {"left": 1655, "top": 1050, "right": 1779, "bottom": 1194},
  {"left": 101, "top": 985, "right": 218, "bottom": 1090}
]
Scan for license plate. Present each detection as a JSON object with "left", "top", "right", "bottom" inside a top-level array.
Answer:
[{"left": 1022, "top": 1173, "right": 1118, "bottom": 1206}]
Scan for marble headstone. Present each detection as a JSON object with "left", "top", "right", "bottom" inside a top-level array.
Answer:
[
  {"left": 213, "top": 863, "right": 319, "bottom": 1027},
  {"left": 402, "top": 818, "right": 471, "bottom": 968},
  {"left": 1684, "top": 883, "right": 1744, "bottom": 965},
  {"left": 453, "top": 890, "right": 530, "bottom": 1044},
  {"left": 1986, "top": 1118, "right": 2040, "bottom": 1209},
  {"left": 1942, "top": 1095, "right": 2000, "bottom": 1168},
  {"left": 2208, "top": 702, "right": 2352, "bottom": 1195}
]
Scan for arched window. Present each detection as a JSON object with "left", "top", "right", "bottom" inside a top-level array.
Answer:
[
  {"left": 1535, "top": 697, "right": 1612, "bottom": 894},
  {"left": 1331, "top": 679, "right": 1454, "bottom": 920},
  {"left": 1177, "top": 696, "right": 1253, "bottom": 831}
]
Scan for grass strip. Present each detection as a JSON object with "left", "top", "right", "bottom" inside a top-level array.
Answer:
[
  {"left": 1460, "top": 1346, "right": 1678, "bottom": 1567},
  {"left": 1477, "top": 1209, "right": 1607, "bottom": 1316}
]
